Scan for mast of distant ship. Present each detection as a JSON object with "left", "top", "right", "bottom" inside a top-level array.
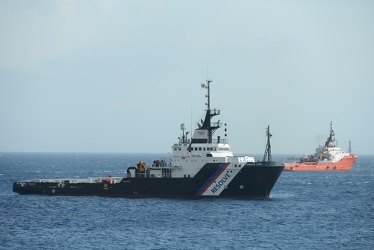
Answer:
[
  {"left": 326, "top": 121, "right": 336, "bottom": 148},
  {"left": 262, "top": 125, "right": 273, "bottom": 164}
]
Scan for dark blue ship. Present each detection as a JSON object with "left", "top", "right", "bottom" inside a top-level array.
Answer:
[{"left": 13, "top": 80, "right": 284, "bottom": 198}]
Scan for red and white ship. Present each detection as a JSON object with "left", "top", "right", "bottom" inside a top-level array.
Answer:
[{"left": 284, "top": 122, "right": 358, "bottom": 171}]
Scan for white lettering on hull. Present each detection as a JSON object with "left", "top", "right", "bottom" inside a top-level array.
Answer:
[{"left": 201, "top": 163, "right": 243, "bottom": 196}]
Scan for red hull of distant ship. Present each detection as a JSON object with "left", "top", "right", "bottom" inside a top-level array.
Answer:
[{"left": 284, "top": 155, "right": 358, "bottom": 171}]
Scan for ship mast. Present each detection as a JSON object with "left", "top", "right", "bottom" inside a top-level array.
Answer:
[
  {"left": 200, "top": 79, "right": 220, "bottom": 143},
  {"left": 262, "top": 125, "right": 273, "bottom": 164},
  {"left": 348, "top": 140, "right": 352, "bottom": 155},
  {"left": 325, "top": 121, "right": 335, "bottom": 148},
  {"left": 206, "top": 79, "right": 211, "bottom": 117}
]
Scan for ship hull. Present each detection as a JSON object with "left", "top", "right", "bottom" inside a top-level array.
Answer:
[
  {"left": 284, "top": 155, "right": 358, "bottom": 171},
  {"left": 13, "top": 163, "right": 284, "bottom": 198}
]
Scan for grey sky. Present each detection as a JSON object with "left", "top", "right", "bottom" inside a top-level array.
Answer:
[{"left": 1, "top": 0, "right": 373, "bottom": 155}]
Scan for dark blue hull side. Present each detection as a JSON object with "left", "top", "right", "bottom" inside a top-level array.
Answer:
[{"left": 13, "top": 163, "right": 284, "bottom": 198}]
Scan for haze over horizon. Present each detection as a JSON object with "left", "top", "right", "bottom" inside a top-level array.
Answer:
[{"left": 1, "top": 1, "right": 373, "bottom": 155}]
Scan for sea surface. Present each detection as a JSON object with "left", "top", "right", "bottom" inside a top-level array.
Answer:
[{"left": 0, "top": 153, "right": 373, "bottom": 250}]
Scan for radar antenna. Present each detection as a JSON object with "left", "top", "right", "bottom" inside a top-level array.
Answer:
[{"left": 180, "top": 123, "right": 186, "bottom": 143}]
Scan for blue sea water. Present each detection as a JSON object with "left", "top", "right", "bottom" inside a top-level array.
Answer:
[{"left": 0, "top": 153, "right": 373, "bottom": 250}]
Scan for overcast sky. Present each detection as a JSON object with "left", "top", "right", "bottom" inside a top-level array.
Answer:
[{"left": 1, "top": 0, "right": 373, "bottom": 155}]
